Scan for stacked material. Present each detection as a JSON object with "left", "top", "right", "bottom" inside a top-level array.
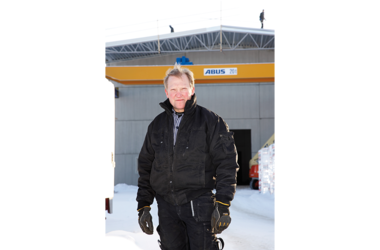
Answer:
[{"left": 258, "top": 143, "right": 275, "bottom": 194}]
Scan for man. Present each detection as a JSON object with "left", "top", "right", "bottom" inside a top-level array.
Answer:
[
  {"left": 169, "top": 25, "right": 174, "bottom": 33},
  {"left": 260, "top": 9, "right": 265, "bottom": 29},
  {"left": 136, "top": 64, "right": 239, "bottom": 250}
]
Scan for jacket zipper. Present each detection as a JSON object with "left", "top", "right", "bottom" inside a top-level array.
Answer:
[
  {"left": 170, "top": 115, "right": 174, "bottom": 172},
  {"left": 169, "top": 115, "right": 178, "bottom": 205}
]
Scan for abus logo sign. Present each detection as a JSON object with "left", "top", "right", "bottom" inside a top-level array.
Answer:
[
  {"left": 205, "top": 69, "right": 225, "bottom": 74},
  {"left": 204, "top": 68, "right": 237, "bottom": 76}
]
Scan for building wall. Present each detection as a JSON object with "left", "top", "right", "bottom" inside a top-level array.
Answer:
[
  {"left": 107, "top": 50, "right": 274, "bottom": 66},
  {"left": 112, "top": 81, "right": 274, "bottom": 186}
]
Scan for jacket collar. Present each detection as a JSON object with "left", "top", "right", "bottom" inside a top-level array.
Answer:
[{"left": 160, "top": 94, "right": 197, "bottom": 116}]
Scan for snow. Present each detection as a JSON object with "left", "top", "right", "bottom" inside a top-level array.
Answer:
[{"left": 106, "top": 184, "right": 274, "bottom": 250}]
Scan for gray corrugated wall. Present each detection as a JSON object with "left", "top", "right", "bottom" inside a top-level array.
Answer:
[
  {"left": 113, "top": 82, "right": 274, "bottom": 186},
  {"left": 107, "top": 50, "right": 274, "bottom": 66}
]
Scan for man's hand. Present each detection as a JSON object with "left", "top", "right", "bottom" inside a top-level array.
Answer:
[
  {"left": 138, "top": 206, "right": 154, "bottom": 235},
  {"left": 211, "top": 202, "right": 231, "bottom": 234}
]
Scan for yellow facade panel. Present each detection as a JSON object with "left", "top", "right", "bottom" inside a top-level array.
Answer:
[{"left": 106, "top": 63, "right": 274, "bottom": 85}]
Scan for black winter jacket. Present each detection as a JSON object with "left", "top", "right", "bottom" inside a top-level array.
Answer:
[{"left": 136, "top": 94, "right": 239, "bottom": 209}]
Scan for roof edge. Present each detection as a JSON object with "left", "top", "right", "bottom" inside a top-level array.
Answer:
[{"left": 106, "top": 25, "right": 274, "bottom": 48}]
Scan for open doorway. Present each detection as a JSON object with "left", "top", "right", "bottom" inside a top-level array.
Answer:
[{"left": 230, "top": 129, "right": 251, "bottom": 185}]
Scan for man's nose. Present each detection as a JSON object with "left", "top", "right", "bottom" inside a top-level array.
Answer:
[{"left": 175, "top": 91, "right": 182, "bottom": 97}]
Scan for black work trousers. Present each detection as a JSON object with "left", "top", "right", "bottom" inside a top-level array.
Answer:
[{"left": 156, "top": 192, "right": 218, "bottom": 250}]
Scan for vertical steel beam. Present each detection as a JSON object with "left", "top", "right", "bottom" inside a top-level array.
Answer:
[
  {"left": 134, "top": 44, "right": 140, "bottom": 52},
  {"left": 166, "top": 39, "right": 174, "bottom": 51},
  {"left": 222, "top": 32, "right": 231, "bottom": 49},
  {"left": 220, "top": 27, "right": 222, "bottom": 52},
  {"left": 212, "top": 32, "right": 220, "bottom": 50},
  {"left": 184, "top": 35, "right": 194, "bottom": 50},
  {"left": 210, "top": 32, "right": 214, "bottom": 48},
  {"left": 175, "top": 38, "right": 181, "bottom": 51}
]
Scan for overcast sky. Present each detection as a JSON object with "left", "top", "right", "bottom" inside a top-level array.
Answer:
[{"left": 105, "top": 0, "right": 275, "bottom": 43}]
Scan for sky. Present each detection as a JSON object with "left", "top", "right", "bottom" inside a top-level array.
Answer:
[
  {"left": 105, "top": 0, "right": 275, "bottom": 43},
  {"left": 105, "top": 184, "right": 275, "bottom": 250}
]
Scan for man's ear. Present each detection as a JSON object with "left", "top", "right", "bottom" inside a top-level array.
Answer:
[
  {"left": 191, "top": 87, "right": 195, "bottom": 95},
  {"left": 165, "top": 89, "right": 169, "bottom": 98}
]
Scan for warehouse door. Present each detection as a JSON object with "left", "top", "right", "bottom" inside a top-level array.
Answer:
[{"left": 230, "top": 129, "right": 251, "bottom": 185}]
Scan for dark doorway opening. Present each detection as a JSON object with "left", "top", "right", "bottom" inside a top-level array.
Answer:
[{"left": 230, "top": 129, "right": 251, "bottom": 185}]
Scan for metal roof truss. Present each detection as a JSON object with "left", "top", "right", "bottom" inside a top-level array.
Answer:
[{"left": 106, "top": 29, "right": 275, "bottom": 62}]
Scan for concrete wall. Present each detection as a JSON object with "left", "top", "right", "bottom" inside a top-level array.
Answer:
[
  {"left": 107, "top": 50, "right": 274, "bottom": 66},
  {"left": 112, "top": 81, "right": 274, "bottom": 186}
]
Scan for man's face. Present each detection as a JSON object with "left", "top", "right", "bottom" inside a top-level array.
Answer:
[{"left": 165, "top": 74, "right": 195, "bottom": 112}]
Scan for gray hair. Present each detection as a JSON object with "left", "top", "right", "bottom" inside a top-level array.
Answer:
[{"left": 163, "top": 63, "right": 195, "bottom": 89}]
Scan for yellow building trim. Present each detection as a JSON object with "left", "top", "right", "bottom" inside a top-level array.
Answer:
[{"left": 106, "top": 63, "right": 274, "bottom": 85}]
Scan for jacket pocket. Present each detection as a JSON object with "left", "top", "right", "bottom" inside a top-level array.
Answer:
[
  {"left": 174, "top": 164, "right": 205, "bottom": 189},
  {"left": 189, "top": 128, "right": 208, "bottom": 153},
  {"left": 192, "top": 192, "right": 215, "bottom": 222},
  {"left": 150, "top": 164, "right": 168, "bottom": 193},
  {"left": 152, "top": 132, "right": 168, "bottom": 165},
  {"left": 220, "top": 132, "right": 236, "bottom": 155}
]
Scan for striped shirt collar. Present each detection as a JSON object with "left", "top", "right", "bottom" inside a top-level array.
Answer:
[{"left": 172, "top": 109, "right": 184, "bottom": 146}]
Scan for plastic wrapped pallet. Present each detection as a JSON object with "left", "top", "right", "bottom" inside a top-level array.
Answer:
[{"left": 259, "top": 143, "right": 275, "bottom": 194}]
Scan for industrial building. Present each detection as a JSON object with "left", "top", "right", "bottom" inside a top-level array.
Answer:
[{"left": 105, "top": 25, "right": 275, "bottom": 186}]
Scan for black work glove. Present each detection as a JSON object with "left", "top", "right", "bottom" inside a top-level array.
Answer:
[
  {"left": 211, "top": 202, "right": 231, "bottom": 234},
  {"left": 138, "top": 207, "right": 154, "bottom": 235}
]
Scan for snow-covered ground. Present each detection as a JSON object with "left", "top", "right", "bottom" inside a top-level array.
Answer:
[{"left": 105, "top": 184, "right": 274, "bottom": 250}]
